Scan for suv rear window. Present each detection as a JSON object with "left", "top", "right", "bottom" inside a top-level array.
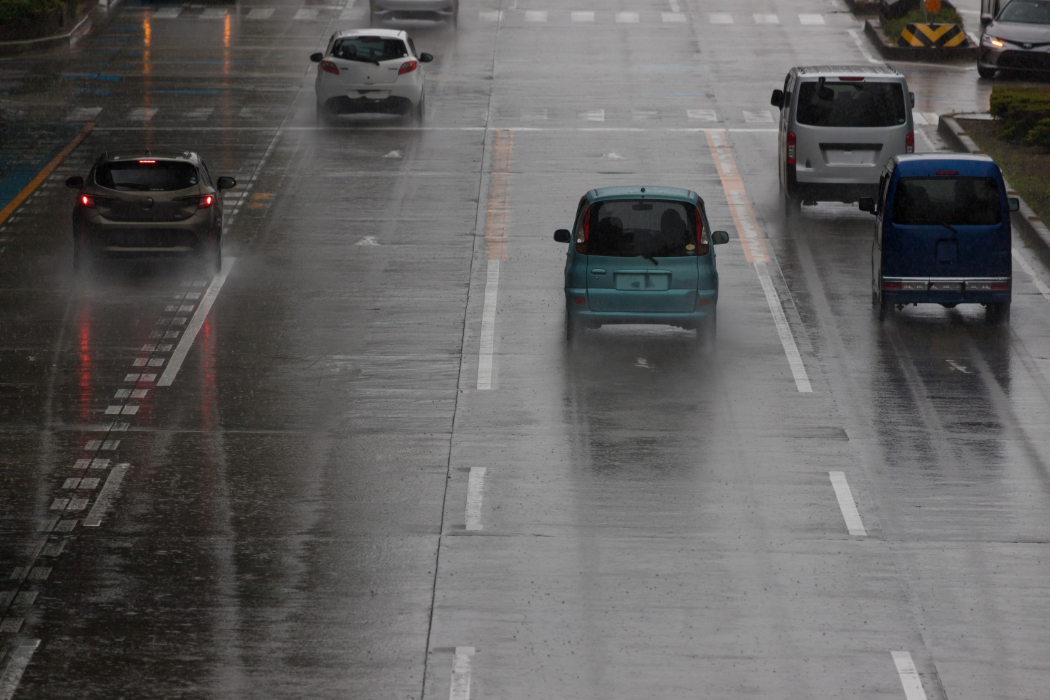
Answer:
[
  {"left": 586, "top": 200, "right": 700, "bottom": 257},
  {"left": 95, "top": 161, "right": 199, "bottom": 192},
  {"left": 892, "top": 177, "right": 1002, "bottom": 226},
  {"left": 331, "top": 36, "right": 408, "bottom": 61},
  {"left": 796, "top": 80, "right": 906, "bottom": 127}
]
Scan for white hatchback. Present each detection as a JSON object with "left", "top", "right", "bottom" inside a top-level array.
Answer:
[{"left": 311, "top": 29, "right": 433, "bottom": 123}]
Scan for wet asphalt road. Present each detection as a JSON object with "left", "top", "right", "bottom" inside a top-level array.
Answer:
[{"left": 2, "top": 0, "right": 1050, "bottom": 698}]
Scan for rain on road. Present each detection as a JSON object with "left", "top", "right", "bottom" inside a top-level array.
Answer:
[{"left": 1, "top": 0, "right": 1049, "bottom": 698}]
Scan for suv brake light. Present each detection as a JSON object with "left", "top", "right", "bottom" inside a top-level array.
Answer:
[
  {"left": 398, "top": 60, "right": 418, "bottom": 75},
  {"left": 575, "top": 206, "right": 591, "bottom": 254},
  {"left": 787, "top": 131, "right": 796, "bottom": 165},
  {"left": 320, "top": 60, "right": 339, "bottom": 75},
  {"left": 695, "top": 208, "right": 710, "bottom": 256},
  {"left": 905, "top": 132, "right": 914, "bottom": 154}
]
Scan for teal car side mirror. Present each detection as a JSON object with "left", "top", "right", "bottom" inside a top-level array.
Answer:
[
  {"left": 712, "top": 231, "right": 729, "bottom": 245},
  {"left": 554, "top": 229, "right": 571, "bottom": 243}
]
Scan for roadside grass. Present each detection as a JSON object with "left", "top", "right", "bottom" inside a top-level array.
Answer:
[
  {"left": 883, "top": 7, "right": 964, "bottom": 43},
  {"left": 960, "top": 117, "right": 1050, "bottom": 225}
]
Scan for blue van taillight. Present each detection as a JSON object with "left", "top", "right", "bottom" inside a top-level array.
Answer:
[{"left": 883, "top": 280, "right": 903, "bottom": 290}]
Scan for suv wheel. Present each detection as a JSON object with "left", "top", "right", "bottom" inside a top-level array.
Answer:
[{"left": 977, "top": 65, "right": 997, "bottom": 79}]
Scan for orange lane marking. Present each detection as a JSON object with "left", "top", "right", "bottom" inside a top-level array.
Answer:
[
  {"left": 0, "top": 122, "right": 96, "bottom": 228},
  {"left": 485, "top": 129, "right": 513, "bottom": 261},
  {"left": 703, "top": 129, "right": 770, "bottom": 264}
]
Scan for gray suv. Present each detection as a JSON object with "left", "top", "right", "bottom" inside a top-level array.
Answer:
[{"left": 66, "top": 151, "right": 236, "bottom": 272}]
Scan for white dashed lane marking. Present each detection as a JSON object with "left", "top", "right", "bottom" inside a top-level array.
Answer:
[
  {"left": 892, "top": 651, "right": 929, "bottom": 700},
  {"left": 465, "top": 468, "right": 487, "bottom": 531},
  {"left": 477, "top": 261, "right": 499, "bottom": 391},
  {"left": 84, "top": 463, "right": 130, "bottom": 527},
  {"left": 449, "top": 647, "right": 475, "bottom": 700},
  {"left": 0, "top": 640, "right": 40, "bottom": 700},
  {"left": 829, "top": 471, "right": 867, "bottom": 536},
  {"left": 158, "top": 258, "right": 235, "bottom": 387}
]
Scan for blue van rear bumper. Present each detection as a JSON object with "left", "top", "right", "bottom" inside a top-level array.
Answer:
[{"left": 881, "top": 276, "right": 1011, "bottom": 305}]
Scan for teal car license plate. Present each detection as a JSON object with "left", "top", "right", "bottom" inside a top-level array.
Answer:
[{"left": 614, "top": 272, "right": 671, "bottom": 291}]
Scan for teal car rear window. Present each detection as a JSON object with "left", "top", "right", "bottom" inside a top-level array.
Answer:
[
  {"left": 587, "top": 200, "right": 700, "bottom": 257},
  {"left": 892, "top": 177, "right": 1002, "bottom": 226}
]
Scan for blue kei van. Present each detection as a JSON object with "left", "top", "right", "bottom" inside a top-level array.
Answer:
[
  {"left": 860, "top": 154, "right": 1019, "bottom": 323},
  {"left": 553, "top": 186, "right": 730, "bottom": 344}
]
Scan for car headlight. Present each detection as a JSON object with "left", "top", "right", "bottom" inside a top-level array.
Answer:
[{"left": 983, "top": 34, "right": 1005, "bottom": 47}]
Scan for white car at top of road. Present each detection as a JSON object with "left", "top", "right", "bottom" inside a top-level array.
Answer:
[{"left": 311, "top": 29, "right": 434, "bottom": 124}]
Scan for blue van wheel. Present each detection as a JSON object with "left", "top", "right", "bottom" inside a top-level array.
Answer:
[
  {"left": 878, "top": 294, "right": 893, "bottom": 321},
  {"left": 987, "top": 302, "right": 1010, "bottom": 324}
]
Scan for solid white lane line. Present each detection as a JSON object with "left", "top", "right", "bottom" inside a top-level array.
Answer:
[
  {"left": 829, "top": 471, "right": 867, "bottom": 536},
  {"left": 477, "top": 261, "right": 499, "bottom": 390},
  {"left": 755, "top": 262, "right": 813, "bottom": 392},
  {"left": 157, "top": 258, "right": 235, "bottom": 387},
  {"left": 0, "top": 640, "right": 40, "bottom": 700},
  {"left": 449, "top": 647, "right": 475, "bottom": 700},
  {"left": 465, "top": 468, "right": 487, "bottom": 531},
  {"left": 84, "top": 463, "right": 129, "bottom": 527},
  {"left": 849, "top": 28, "right": 883, "bottom": 64},
  {"left": 892, "top": 651, "right": 929, "bottom": 700},
  {"left": 1012, "top": 247, "right": 1050, "bottom": 302}
]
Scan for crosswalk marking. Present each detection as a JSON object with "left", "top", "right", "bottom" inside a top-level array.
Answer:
[
  {"left": 633, "top": 109, "right": 659, "bottom": 120},
  {"left": 578, "top": 109, "right": 605, "bottom": 122},
  {"left": 152, "top": 7, "right": 182, "bottom": 19},
  {"left": 185, "top": 108, "right": 214, "bottom": 119},
  {"left": 662, "top": 12, "right": 687, "bottom": 22},
  {"left": 340, "top": 7, "right": 365, "bottom": 19},
  {"left": 521, "top": 108, "right": 548, "bottom": 121},
  {"left": 66, "top": 107, "right": 102, "bottom": 121},
  {"left": 744, "top": 110, "right": 774, "bottom": 123},
  {"left": 128, "top": 107, "right": 158, "bottom": 121},
  {"left": 479, "top": 10, "right": 502, "bottom": 21},
  {"left": 525, "top": 10, "right": 547, "bottom": 22},
  {"left": 709, "top": 12, "right": 733, "bottom": 24},
  {"left": 199, "top": 8, "right": 227, "bottom": 19},
  {"left": 912, "top": 112, "right": 940, "bottom": 126},
  {"left": 571, "top": 11, "right": 594, "bottom": 22},
  {"left": 799, "top": 13, "right": 825, "bottom": 25},
  {"left": 688, "top": 109, "right": 717, "bottom": 121},
  {"left": 616, "top": 11, "right": 639, "bottom": 23},
  {"left": 248, "top": 8, "right": 275, "bottom": 19},
  {"left": 754, "top": 13, "right": 779, "bottom": 24},
  {"left": 294, "top": 8, "right": 320, "bottom": 20}
]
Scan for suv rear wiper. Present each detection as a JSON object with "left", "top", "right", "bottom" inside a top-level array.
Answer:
[
  {"left": 642, "top": 254, "right": 659, "bottom": 266},
  {"left": 910, "top": 218, "right": 958, "bottom": 235}
]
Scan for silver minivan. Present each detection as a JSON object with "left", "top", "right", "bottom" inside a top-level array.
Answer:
[{"left": 771, "top": 65, "right": 914, "bottom": 213}]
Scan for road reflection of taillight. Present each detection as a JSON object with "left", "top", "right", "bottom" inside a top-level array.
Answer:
[
  {"left": 905, "top": 132, "right": 914, "bottom": 154},
  {"left": 787, "top": 132, "right": 796, "bottom": 165},
  {"left": 321, "top": 60, "right": 339, "bottom": 75}
]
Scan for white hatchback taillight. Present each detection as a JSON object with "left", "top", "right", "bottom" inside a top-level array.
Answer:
[
  {"left": 398, "top": 60, "right": 418, "bottom": 75},
  {"left": 320, "top": 60, "right": 339, "bottom": 75}
]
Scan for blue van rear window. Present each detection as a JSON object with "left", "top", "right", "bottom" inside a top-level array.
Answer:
[{"left": 892, "top": 177, "right": 1002, "bottom": 226}]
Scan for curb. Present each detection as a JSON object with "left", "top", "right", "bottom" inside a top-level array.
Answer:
[
  {"left": 0, "top": 0, "right": 124, "bottom": 56},
  {"left": 864, "top": 19, "right": 978, "bottom": 61},
  {"left": 939, "top": 114, "right": 1050, "bottom": 270}
]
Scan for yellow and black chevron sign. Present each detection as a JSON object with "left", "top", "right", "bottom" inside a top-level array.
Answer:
[{"left": 898, "top": 23, "right": 967, "bottom": 48}]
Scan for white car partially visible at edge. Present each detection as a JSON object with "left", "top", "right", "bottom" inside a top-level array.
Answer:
[{"left": 311, "top": 29, "right": 433, "bottom": 124}]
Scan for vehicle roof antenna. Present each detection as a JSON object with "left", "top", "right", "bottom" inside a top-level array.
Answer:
[{"left": 145, "top": 148, "right": 151, "bottom": 156}]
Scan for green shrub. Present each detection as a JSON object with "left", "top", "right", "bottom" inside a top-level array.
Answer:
[
  {"left": 989, "top": 86, "right": 1050, "bottom": 145},
  {"left": 0, "top": 0, "right": 62, "bottom": 24},
  {"left": 883, "top": 6, "right": 965, "bottom": 43}
]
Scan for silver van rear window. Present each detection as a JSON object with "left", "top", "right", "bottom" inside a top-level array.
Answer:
[{"left": 797, "top": 81, "right": 906, "bottom": 128}]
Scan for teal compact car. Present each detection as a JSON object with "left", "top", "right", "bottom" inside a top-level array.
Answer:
[{"left": 553, "top": 186, "right": 730, "bottom": 344}]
